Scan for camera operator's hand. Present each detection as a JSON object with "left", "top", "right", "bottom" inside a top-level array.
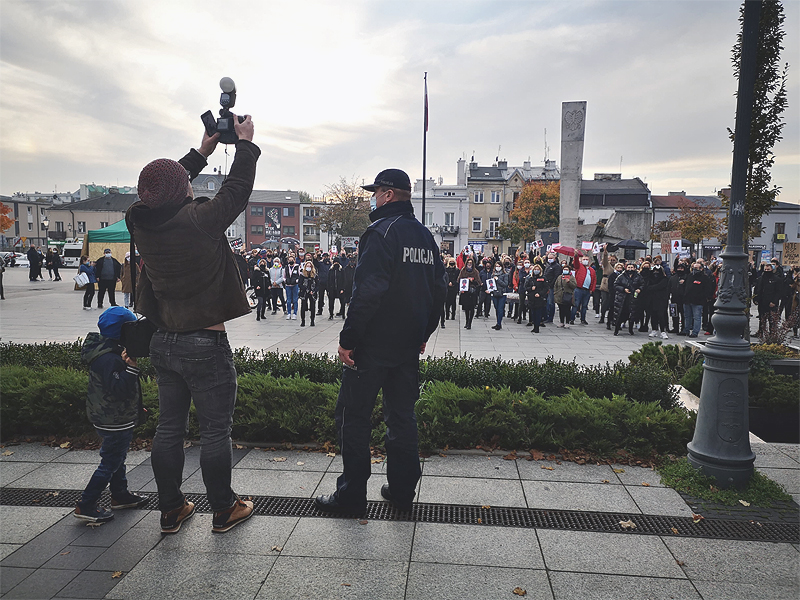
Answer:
[
  {"left": 198, "top": 131, "right": 220, "bottom": 158},
  {"left": 234, "top": 114, "right": 254, "bottom": 142}
]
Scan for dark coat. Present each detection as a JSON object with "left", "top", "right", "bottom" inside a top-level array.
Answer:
[
  {"left": 328, "top": 263, "right": 345, "bottom": 296},
  {"left": 682, "top": 270, "right": 714, "bottom": 305},
  {"left": 126, "top": 140, "right": 260, "bottom": 332},
  {"left": 342, "top": 264, "right": 355, "bottom": 302},
  {"left": 613, "top": 270, "right": 644, "bottom": 322},
  {"left": 458, "top": 266, "right": 481, "bottom": 307},
  {"left": 525, "top": 272, "right": 550, "bottom": 308},
  {"left": 93, "top": 256, "right": 122, "bottom": 282},
  {"left": 299, "top": 273, "right": 318, "bottom": 299},
  {"left": 668, "top": 270, "right": 688, "bottom": 304},
  {"left": 252, "top": 266, "right": 271, "bottom": 298},
  {"left": 642, "top": 266, "right": 670, "bottom": 309},
  {"left": 754, "top": 271, "right": 783, "bottom": 309},
  {"left": 445, "top": 266, "right": 460, "bottom": 299},
  {"left": 316, "top": 259, "right": 331, "bottom": 287},
  {"left": 284, "top": 264, "right": 301, "bottom": 286},
  {"left": 81, "top": 333, "right": 140, "bottom": 430}
]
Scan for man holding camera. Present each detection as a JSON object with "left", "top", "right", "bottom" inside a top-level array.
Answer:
[{"left": 126, "top": 115, "right": 259, "bottom": 534}]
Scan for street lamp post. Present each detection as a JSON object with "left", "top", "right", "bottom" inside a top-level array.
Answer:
[
  {"left": 42, "top": 217, "right": 50, "bottom": 246},
  {"left": 686, "top": 0, "right": 761, "bottom": 489}
]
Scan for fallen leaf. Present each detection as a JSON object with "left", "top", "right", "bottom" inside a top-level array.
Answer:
[
  {"left": 45, "top": 491, "right": 60, "bottom": 497},
  {"left": 183, "top": 441, "right": 192, "bottom": 448},
  {"left": 477, "top": 518, "right": 483, "bottom": 524},
  {"left": 641, "top": 482, "right": 651, "bottom": 487},
  {"left": 541, "top": 466, "right": 555, "bottom": 471},
  {"left": 111, "top": 571, "right": 123, "bottom": 579},
  {"left": 370, "top": 459, "right": 383, "bottom": 464},
  {"left": 613, "top": 468, "right": 625, "bottom": 474},
  {"left": 438, "top": 453, "right": 448, "bottom": 457},
  {"left": 1, "top": 451, "right": 13, "bottom": 456},
  {"left": 273, "top": 457, "right": 287, "bottom": 462},
  {"left": 512, "top": 587, "right": 527, "bottom": 597},
  {"left": 341, "top": 583, "right": 351, "bottom": 587},
  {"left": 692, "top": 514, "right": 705, "bottom": 524},
  {"left": 670, "top": 527, "right": 679, "bottom": 535},
  {"left": 86, "top": 522, "right": 104, "bottom": 528},
  {"left": 60, "top": 551, "right": 70, "bottom": 555},
  {"left": 676, "top": 560, "right": 685, "bottom": 566},
  {"left": 529, "top": 450, "right": 544, "bottom": 461},
  {"left": 503, "top": 452, "right": 517, "bottom": 461},
  {"left": 271, "top": 545, "right": 283, "bottom": 552},
  {"left": 619, "top": 520, "right": 637, "bottom": 530},
  {"left": 481, "top": 505, "right": 491, "bottom": 509},
  {"left": 60, "top": 442, "right": 71, "bottom": 449},
  {"left": 359, "top": 520, "right": 368, "bottom": 525},
  {"left": 601, "top": 479, "right": 610, "bottom": 484},
  {"left": 739, "top": 500, "right": 750, "bottom": 507},
  {"left": 296, "top": 461, "right": 305, "bottom": 466},
  {"left": 234, "top": 444, "right": 245, "bottom": 449},
  {"left": 326, "top": 452, "right": 336, "bottom": 457}
]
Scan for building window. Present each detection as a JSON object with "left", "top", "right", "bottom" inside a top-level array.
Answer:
[
  {"left": 77, "top": 222, "right": 86, "bottom": 234},
  {"left": 472, "top": 217, "right": 482, "bottom": 232},
  {"left": 283, "top": 226, "right": 296, "bottom": 235},
  {"left": 28, "top": 222, "right": 32, "bottom": 231},
  {"left": 473, "top": 192, "right": 484, "bottom": 204},
  {"left": 512, "top": 191, "right": 520, "bottom": 208},
  {"left": 40, "top": 207, "right": 46, "bottom": 216},
  {"left": 304, "top": 225, "right": 318, "bottom": 236},
  {"left": 27, "top": 207, "right": 32, "bottom": 215},
  {"left": 489, "top": 217, "right": 499, "bottom": 235},
  {"left": 207, "top": 181, "right": 215, "bottom": 191},
  {"left": 283, "top": 207, "right": 295, "bottom": 218},
  {"left": 55, "top": 222, "right": 64, "bottom": 232},
  {"left": 251, "top": 225, "right": 264, "bottom": 235},
  {"left": 775, "top": 222, "right": 785, "bottom": 234},
  {"left": 226, "top": 226, "right": 237, "bottom": 237},
  {"left": 304, "top": 208, "right": 317, "bottom": 217},
  {"left": 250, "top": 206, "right": 263, "bottom": 216},
  {"left": 491, "top": 191, "right": 501, "bottom": 203},
  {"left": 444, "top": 212, "right": 455, "bottom": 226},
  {"left": 99, "top": 222, "right": 109, "bottom": 228},
  {"left": 424, "top": 212, "right": 433, "bottom": 227}
]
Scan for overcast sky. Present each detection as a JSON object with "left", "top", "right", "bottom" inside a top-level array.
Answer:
[{"left": 1, "top": 0, "right": 798, "bottom": 203}]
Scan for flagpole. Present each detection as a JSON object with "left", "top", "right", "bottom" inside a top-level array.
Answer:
[{"left": 422, "top": 72, "right": 428, "bottom": 223}]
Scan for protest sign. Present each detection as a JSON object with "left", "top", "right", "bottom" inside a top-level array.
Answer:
[
  {"left": 459, "top": 278, "right": 470, "bottom": 292},
  {"left": 581, "top": 241, "right": 594, "bottom": 251},
  {"left": 783, "top": 242, "right": 800, "bottom": 267},
  {"left": 486, "top": 278, "right": 497, "bottom": 292}
]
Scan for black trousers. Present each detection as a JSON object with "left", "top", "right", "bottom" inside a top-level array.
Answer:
[
  {"left": 97, "top": 280, "right": 117, "bottom": 307},
  {"left": 83, "top": 283, "right": 95, "bottom": 308},
  {"left": 317, "top": 284, "right": 326, "bottom": 312},
  {"left": 334, "top": 355, "right": 422, "bottom": 508},
  {"left": 444, "top": 291, "right": 457, "bottom": 319},
  {"left": 301, "top": 296, "right": 316, "bottom": 324},
  {"left": 328, "top": 291, "right": 343, "bottom": 318}
]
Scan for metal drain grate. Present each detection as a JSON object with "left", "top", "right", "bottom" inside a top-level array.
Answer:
[{"left": 2, "top": 487, "right": 796, "bottom": 544}]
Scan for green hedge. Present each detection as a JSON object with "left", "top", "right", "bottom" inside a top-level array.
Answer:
[
  {"left": 0, "top": 366, "right": 694, "bottom": 455},
  {"left": 0, "top": 342, "right": 677, "bottom": 409}
]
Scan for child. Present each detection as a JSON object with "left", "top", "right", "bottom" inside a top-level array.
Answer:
[{"left": 74, "top": 307, "right": 149, "bottom": 522}]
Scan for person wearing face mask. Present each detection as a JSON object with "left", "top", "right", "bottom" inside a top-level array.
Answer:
[
  {"left": 516, "top": 260, "right": 532, "bottom": 324},
  {"left": 93, "top": 248, "right": 122, "bottom": 309},
  {"left": 553, "top": 261, "right": 577, "bottom": 328},
  {"left": 284, "top": 257, "right": 301, "bottom": 320},
  {"left": 476, "top": 259, "right": 493, "bottom": 319},
  {"left": 642, "top": 260, "right": 670, "bottom": 339},
  {"left": 612, "top": 263, "right": 644, "bottom": 336},
  {"left": 327, "top": 258, "right": 345, "bottom": 319},
  {"left": 668, "top": 263, "right": 688, "bottom": 335},
  {"left": 316, "top": 253, "right": 331, "bottom": 316},
  {"left": 525, "top": 263, "right": 549, "bottom": 333},
  {"left": 443, "top": 258, "right": 460, "bottom": 325},
  {"left": 543, "top": 252, "right": 560, "bottom": 323},
  {"left": 299, "top": 260, "right": 318, "bottom": 327},
  {"left": 252, "top": 259, "right": 271, "bottom": 321},
  {"left": 268, "top": 259, "right": 287, "bottom": 315},
  {"left": 753, "top": 261, "right": 783, "bottom": 338},
  {"left": 554, "top": 247, "right": 596, "bottom": 325},
  {"left": 605, "top": 262, "right": 625, "bottom": 330},
  {"left": 490, "top": 260, "right": 509, "bottom": 330},
  {"left": 599, "top": 247, "right": 616, "bottom": 324},
  {"left": 459, "top": 258, "right": 481, "bottom": 329},
  {"left": 681, "top": 262, "right": 713, "bottom": 338}
]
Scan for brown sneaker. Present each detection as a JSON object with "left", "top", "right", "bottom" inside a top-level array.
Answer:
[
  {"left": 160, "top": 499, "right": 195, "bottom": 534},
  {"left": 212, "top": 495, "right": 254, "bottom": 533}
]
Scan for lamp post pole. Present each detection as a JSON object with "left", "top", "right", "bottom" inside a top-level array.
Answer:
[{"left": 686, "top": 0, "right": 761, "bottom": 489}]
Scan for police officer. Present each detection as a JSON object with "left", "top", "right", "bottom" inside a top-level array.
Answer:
[{"left": 315, "top": 169, "right": 446, "bottom": 514}]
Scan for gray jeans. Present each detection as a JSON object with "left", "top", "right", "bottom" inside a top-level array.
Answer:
[{"left": 150, "top": 330, "right": 237, "bottom": 512}]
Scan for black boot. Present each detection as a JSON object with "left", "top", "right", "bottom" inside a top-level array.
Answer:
[{"left": 629, "top": 322, "right": 635, "bottom": 335}]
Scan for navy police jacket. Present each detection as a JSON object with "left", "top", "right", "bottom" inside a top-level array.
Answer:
[{"left": 339, "top": 201, "right": 446, "bottom": 366}]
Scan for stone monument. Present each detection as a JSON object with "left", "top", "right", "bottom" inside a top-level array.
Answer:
[{"left": 559, "top": 101, "right": 587, "bottom": 251}]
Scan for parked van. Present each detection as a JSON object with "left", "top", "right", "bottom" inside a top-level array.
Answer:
[{"left": 61, "top": 239, "right": 84, "bottom": 268}]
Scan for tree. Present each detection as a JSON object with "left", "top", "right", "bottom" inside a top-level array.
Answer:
[
  {"left": 298, "top": 190, "right": 312, "bottom": 203},
  {"left": 497, "top": 181, "right": 560, "bottom": 245},
  {"left": 656, "top": 198, "right": 724, "bottom": 246},
  {"left": 724, "top": 0, "right": 788, "bottom": 241},
  {"left": 316, "top": 177, "right": 372, "bottom": 239},
  {"left": 0, "top": 202, "right": 13, "bottom": 234}
]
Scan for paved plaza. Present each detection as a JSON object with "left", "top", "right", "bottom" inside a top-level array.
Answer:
[{"left": 1, "top": 266, "right": 798, "bottom": 599}]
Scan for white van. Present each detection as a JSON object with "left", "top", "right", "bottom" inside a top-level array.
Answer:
[{"left": 61, "top": 239, "right": 84, "bottom": 268}]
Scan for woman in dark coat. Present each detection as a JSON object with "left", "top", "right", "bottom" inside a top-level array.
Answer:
[
  {"left": 668, "top": 263, "right": 688, "bottom": 335},
  {"left": 252, "top": 259, "right": 271, "bottom": 321},
  {"left": 643, "top": 261, "right": 670, "bottom": 338},
  {"left": 605, "top": 263, "right": 624, "bottom": 330},
  {"left": 458, "top": 257, "right": 481, "bottom": 330},
  {"left": 298, "top": 259, "right": 319, "bottom": 327},
  {"left": 443, "top": 257, "right": 460, "bottom": 325},
  {"left": 327, "top": 259, "right": 345, "bottom": 319},
  {"left": 552, "top": 261, "right": 577, "bottom": 328},
  {"left": 613, "top": 263, "right": 644, "bottom": 336},
  {"left": 524, "top": 263, "right": 550, "bottom": 333}
]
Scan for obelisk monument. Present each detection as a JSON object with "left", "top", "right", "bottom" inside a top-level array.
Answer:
[{"left": 559, "top": 101, "right": 587, "bottom": 251}]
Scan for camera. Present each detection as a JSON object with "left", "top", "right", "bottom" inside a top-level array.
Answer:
[{"left": 201, "top": 77, "right": 245, "bottom": 145}]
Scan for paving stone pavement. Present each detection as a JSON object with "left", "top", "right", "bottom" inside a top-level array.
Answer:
[{"left": 2, "top": 267, "right": 799, "bottom": 598}]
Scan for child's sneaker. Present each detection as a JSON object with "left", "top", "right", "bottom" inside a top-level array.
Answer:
[
  {"left": 111, "top": 491, "right": 150, "bottom": 509},
  {"left": 160, "top": 499, "right": 195, "bottom": 534},
  {"left": 74, "top": 503, "right": 114, "bottom": 523},
  {"left": 212, "top": 495, "right": 254, "bottom": 533}
]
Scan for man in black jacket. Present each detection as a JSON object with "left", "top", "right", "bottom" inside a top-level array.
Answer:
[
  {"left": 316, "top": 169, "right": 446, "bottom": 514},
  {"left": 93, "top": 249, "right": 122, "bottom": 309},
  {"left": 754, "top": 261, "right": 782, "bottom": 337},
  {"left": 682, "top": 262, "right": 713, "bottom": 338}
]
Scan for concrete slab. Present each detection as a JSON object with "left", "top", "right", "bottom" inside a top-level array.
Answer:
[
  {"left": 548, "top": 571, "right": 701, "bottom": 600},
  {"left": 420, "top": 454, "right": 520, "bottom": 479},
  {"left": 10, "top": 462, "right": 98, "bottom": 490},
  {"left": 88, "top": 522, "right": 165, "bottom": 572},
  {"left": 313, "top": 472, "right": 422, "bottom": 505},
  {"left": 0, "top": 461, "right": 43, "bottom": 487},
  {"left": 418, "top": 475, "right": 527, "bottom": 507},
  {"left": 327, "top": 454, "right": 395, "bottom": 474},
  {"left": 2, "top": 567, "right": 79, "bottom": 599},
  {"left": 751, "top": 442, "right": 800, "bottom": 469},
  {"left": 692, "top": 580, "right": 799, "bottom": 600},
  {"left": 663, "top": 537, "right": 799, "bottom": 587},
  {"left": 230, "top": 468, "right": 323, "bottom": 498},
  {"left": 0, "top": 442, "right": 69, "bottom": 463},
  {"left": 156, "top": 513, "right": 298, "bottom": 556},
  {"left": 123, "top": 463, "right": 155, "bottom": 492},
  {"left": 522, "top": 480, "right": 640, "bottom": 513},
  {"left": 71, "top": 509, "right": 150, "bottom": 548},
  {"left": 405, "top": 562, "right": 552, "bottom": 600},
  {"left": 109, "top": 550, "right": 276, "bottom": 600},
  {"left": 0, "top": 505, "right": 74, "bottom": 544},
  {"left": 0, "top": 565, "right": 34, "bottom": 595},
  {"left": 537, "top": 530, "right": 686, "bottom": 578},
  {"left": 772, "top": 443, "right": 800, "bottom": 463},
  {"left": 256, "top": 556, "right": 408, "bottom": 600},
  {"left": 516, "top": 459, "right": 618, "bottom": 483},
  {"left": 51, "top": 448, "right": 149, "bottom": 467},
  {"left": 280, "top": 517, "right": 414, "bottom": 561},
  {"left": 758, "top": 467, "right": 800, "bottom": 494},
  {"left": 56, "top": 569, "right": 125, "bottom": 599},
  {"left": 0, "top": 544, "right": 22, "bottom": 560},
  {"left": 610, "top": 464, "right": 665, "bottom": 487},
  {"left": 235, "top": 449, "right": 333, "bottom": 471},
  {"left": 411, "top": 523, "right": 545, "bottom": 569},
  {"left": 42, "top": 544, "right": 106, "bottom": 570},
  {"left": 625, "top": 485, "right": 693, "bottom": 517}
]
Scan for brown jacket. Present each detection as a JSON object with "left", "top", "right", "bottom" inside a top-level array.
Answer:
[
  {"left": 120, "top": 261, "right": 133, "bottom": 294},
  {"left": 126, "top": 140, "right": 261, "bottom": 332}
]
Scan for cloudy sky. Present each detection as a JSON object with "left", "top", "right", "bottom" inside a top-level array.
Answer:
[{"left": 1, "top": 0, "right": 798, "bottom": 203}]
